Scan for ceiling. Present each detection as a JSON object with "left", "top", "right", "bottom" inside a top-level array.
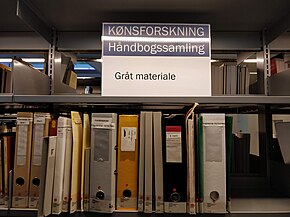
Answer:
[{"left": 1, "top": 0, "right": 290, "bottom": 33}]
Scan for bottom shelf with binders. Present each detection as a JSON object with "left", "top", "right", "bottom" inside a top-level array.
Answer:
[{"left": 1, "top": 105, "right": 290, "bottom": 216}]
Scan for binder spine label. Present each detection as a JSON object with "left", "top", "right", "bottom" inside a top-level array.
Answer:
[
  {"left": 28, "top": 196, "right": 39, "bottom": 208},
  {"left": 164, "top": 201, "right": 186, "bottom": 213},
  {"left": 90, "top": 199, "right": 114, "bottom": 213},
  {"left": 121, "top": 127, "right": 137, "bottom": 151},
  {"left": 138, "top": 198, "right": 144, "bottom": 211},
  {"left": 117, "top": 197, "right": 137, "bottom": 209},
  {"left": 52, "top": 202, "right": 62, "bottom": 214},
  {"left": 83, "top": 198, "right": 90, "bottom": 211},
  {"left": 166, "top": 126, "right": 182, "bottom": 163},
  {"left": 12, "top": 196, "right": 28, "bottom": 207},
  {"left": 33, "top": 114, "right": 45, "bottom": 124},
  {"left": 92, "top": 117, "right": 115, "bottom": 129},
  {"left": 32, "top": 124, "right": 45, "bottom": 165},
  {"left": 62, "top": 200, "right": 69, "bottom": 212},
  {"left": 144, "top": 199, "right": 152, "bottom": 213},
  {"left": 16, "top": 125, "right": 29, "bottom": 165},
  {"left": 156, "top": 199, "right": 164, "bottom": 213},
  {"left": 70, "top": 200, "right": 77, "bottom": 213}
]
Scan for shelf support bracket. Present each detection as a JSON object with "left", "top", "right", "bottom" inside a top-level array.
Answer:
[
  {"left": 16, "top": 0, "right": 52, "bottom": 43},
  {"left": 48, "top": 29, "right": 57, "bottom": 95}
]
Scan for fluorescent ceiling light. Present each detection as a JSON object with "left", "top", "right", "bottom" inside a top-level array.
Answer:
[
  {"left": 211, "top": 59, "right": 218, "bottom": 62},
  {"left": 0, "top": 58, "right": 12, "bottom": 62},
  {"left": 23, "top": 58, "right": 45, "bottom": 63},
  {"left": 93, "top": 58, "right": 103, "bottom": 62},
  {"left": 77, "top": 76, "right": 95, "bottom": 79},
  {"left": 243, "top": 59, "right": 263, "bottom": 63},
  {"left": 250, "top": 72, "right": 257, "bottom": 75},
  {"left": 0, "top": 58, "right": 45, "bottom": 63}
]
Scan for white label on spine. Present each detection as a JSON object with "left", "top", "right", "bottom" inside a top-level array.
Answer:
[
  {"left": 32, "top": 124, "right": 45, "bottom": 165},
  {"left": 17, "top": 117, "right": 32, "bottom": 125},
  {"left": 34, "top": 114, "right": 45, "bottom": 124},
  {"left": 121, "top": 127, "right": 137, "bottom": 151},
  {"left": 92, "top": 117, "right": 115, "bottom": 129},
  {"left": 17, "top": 125, "right": 28, "bottom": 165},
  {"left": 166, "top": 132, "right": 182, "bottom": 163}
]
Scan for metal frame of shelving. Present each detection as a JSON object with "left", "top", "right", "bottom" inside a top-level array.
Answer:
[{"left": 1, "top": 0, "right": 290, "bottom": 216}]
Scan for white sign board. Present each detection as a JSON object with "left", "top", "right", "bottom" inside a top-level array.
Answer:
[{"left": 102, "top": 23, "right": 211, "bottom": 96}]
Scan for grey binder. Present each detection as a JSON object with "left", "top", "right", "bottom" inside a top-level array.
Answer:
[{"left": 89, "top": 113, "right": 117, "bottom": 213}]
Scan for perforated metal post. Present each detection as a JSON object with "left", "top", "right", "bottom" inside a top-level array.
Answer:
[
  {"left": 48, "top": 29, "right": 56, "bottom": 94},
  {"left": 262, "top": 29, "right": 271, "bottom": 95}
]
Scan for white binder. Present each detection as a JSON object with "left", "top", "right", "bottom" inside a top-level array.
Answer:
[
  {"left": 61, "top": 118, "right": 72, "bottom": 212},
  {"left": 52, "top": 117, "right": 71, "bottom": 214},
  {"left": 201, "top": 113, "right": 226, "bottom": 213},
  {"left": 89, "top": 113, "right": 117, "bottom": 213}
]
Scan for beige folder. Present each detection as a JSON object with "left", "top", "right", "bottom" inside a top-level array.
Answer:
[
  {"left": 116, "top": 115, "right": 139, "bottom": 211},
  {"left": 70, "top": 111, "right": 83, "bottom": 213},
  {"left": 81, "top": 113, "right": 90, "bottom": 211},
  {"left": 52, "top": 117, "right": 71, "bottom": 214},
  {"left": 153, "top": 112, "right": 164, "bottom": 213},
  {"left": 28, "top": 113, "right": 51, "bottom": 208},
  {"left": 12, "top": 112, "right": 33, "bottom": 208},
  {"left": 144, "top": 112, "right": 153, "bottom": 213}
]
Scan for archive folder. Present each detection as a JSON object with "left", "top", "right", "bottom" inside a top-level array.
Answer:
[
  {"left": 144, "top": 112, "right": 153, "bottom": 213},
  {"left": 52, "top": 117, "right": 71, "bottom": 214},
  {"left": 163, "top": 114, "right": 187, "bottom": 213},
  {"left": 116, "top": 115, "right": 139, "bottom": 211},
  {"left": 29, "top": 113, "right": 50, "bottom": 208},
  {"left": 153, "top": 112, "right": 164, "bottom": 213},
  {"left": 82, "top": 113, "right": 90, "bottom": 211},
  {"left": 90, "top": 113, "right": 117, "bottom": 213},
  {"left": 12, "top": 112, "right": 33, "bottom": 208},
  {"left": 43, "top": 136, "right": 57, "bottom": 217},
  {"left": 70, "top": 111, "right": 83, "bottom": 213},
  {"left": 61, "top": 117, "right": 72, "bottom": 212},
  {"left": 201, "top": 113, "right": 226, "bottom": 213},
  {"left": 138, "top": 112, "right": 145, "bottom": 212},
  {"left": 185, "top": 104, "right": 198, "bottom": 214}
]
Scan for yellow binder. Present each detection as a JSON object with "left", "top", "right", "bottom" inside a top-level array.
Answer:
[
  {"left": 70, "top": 111, "right": 83, "bottom": 213},
  {"left": 116, "top": 115, "right": 139, "bottom": 210}
]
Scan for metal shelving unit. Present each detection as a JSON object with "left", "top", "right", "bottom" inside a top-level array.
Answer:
[{"left": 1, "top": 0, "right": 290, "bottom": 216}]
